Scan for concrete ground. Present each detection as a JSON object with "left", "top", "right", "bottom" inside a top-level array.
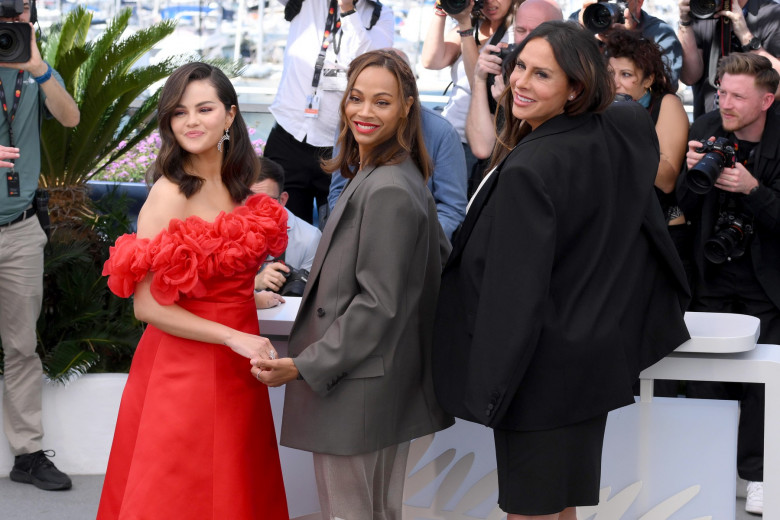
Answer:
[{"left": 0, "top": 475, "right": 762, "bottom": 519}]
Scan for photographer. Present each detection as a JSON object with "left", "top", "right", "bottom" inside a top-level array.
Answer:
[
  {"left": 251, "top": 158, "right": 321, "bottom": 297},
  {"left": 570, "top": 0, "right": 683, "bottom": 89},
  {"left": 421, "top": 0, "right": 514, "bottom": 183},
  {"left": 465, "top": 0, "right": 562, "bottom": 161},
  {"left": 676, "top": 52, "right": 779, "bottom": 515},
  {"left": 0, "top": 0, "right": 79, "bottom": 491},
  {"left": 678, "top": 0, "right": 780, "bottom": 119},
  {"left": 263, "top": 0, "right": 393, "bottom": 225}
]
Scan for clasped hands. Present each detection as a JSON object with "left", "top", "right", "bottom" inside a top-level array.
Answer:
[{"left": 251, "top": 357, "right": 299, "bottom": 387}]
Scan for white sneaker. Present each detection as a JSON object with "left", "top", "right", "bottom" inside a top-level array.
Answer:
[{"left": 746, "top": 481, "right": 763, "bottom": 515}]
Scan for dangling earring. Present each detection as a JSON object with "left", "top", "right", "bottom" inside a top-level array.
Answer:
[{"left": 217, "top": 128, "right": 230, "bottom": 152}]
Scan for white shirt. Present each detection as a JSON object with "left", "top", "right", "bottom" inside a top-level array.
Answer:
[
  {"left": 441, "top": 30, "right": 510, "bottom": 143},
  {"left": 270, "top": 0, "right": 395, "bottom": 147},
  {"left": 284, "top": 208, "right": 322, "bottom": 271}
]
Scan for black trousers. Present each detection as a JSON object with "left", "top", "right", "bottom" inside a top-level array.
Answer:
[
  {"left": 687, "top": 258, "right": 780, "bottom": 482},
  {"left": 263, "top": 123, "right": 332, "bottom": 225}
]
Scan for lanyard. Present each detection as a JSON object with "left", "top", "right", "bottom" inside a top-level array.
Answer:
[
  {"left": 0, "top": 70, "right": 25, "bottom": 148},
  {"left": 311, "top": 0, "right": 343, "bottom": 89}
]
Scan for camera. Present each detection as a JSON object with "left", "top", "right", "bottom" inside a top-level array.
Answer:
[
  {"left": 491, "top": 43, "right": 516, "bottom": 62},
  {"left": 686, "top": 137, "right": 737, "bottom": 195},
  {"left": 704, "top": 211, "right": 754, "bottom": 264},
  {"left": 440, "top": 0, "right": 484, "bottom": 16},
  {"left": 689, "top": 0, "right": 728, "bottom": 19},
  {"left": 279, "top": 267, "right": 309, "bottom": 297},
  {"left": 0, "top": 22, "right": 30, "bottom": 63},
  {"left": 0, "top": 0, "right": 31, "bottom": 64},
  {"left": 582, "top": 0, "right": 627, "bottom": 33}
]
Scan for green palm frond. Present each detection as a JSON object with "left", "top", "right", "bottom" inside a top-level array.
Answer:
[{"left": 39, "top": 6, "right": 178, "bottom": 187}]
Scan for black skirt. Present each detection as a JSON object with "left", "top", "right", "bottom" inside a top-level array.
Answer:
[{"left": 493, "top": 413, "right": 608, "bottom": 515}]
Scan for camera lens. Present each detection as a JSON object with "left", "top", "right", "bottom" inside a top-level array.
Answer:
[
  {"left": 704, "top": 225, "right": 744, "bottom": 264},
  {"left": 440, "top": 0, "right": 470, "bottom": 15},
  {"left": 690, "top": 0, "right": 723, "bottom": 18},
  {"left": 0, "top": 23, "right": 30, "bottom": 63},
  {"left": 687, "top": 151, "right": 726, "bottom": 194},
  {"left": 0, "top": 30, "right": 15, "bottom": 51},
  {"left": 582, "top": 3, "right": 624, "bottom": 33}
]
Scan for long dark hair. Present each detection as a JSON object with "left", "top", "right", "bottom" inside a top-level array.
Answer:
[
  {"left": 603, "top": 28, "right": 675, "bottom": 97},
  {"left": 323, "top": 50, "right": 432, "bottom": 181},
  {"left": 489, "top": 21, "right": 614, "bottom": 170},
  {"left": 149, "top": 62, "right": 258, "bottom": 203}
]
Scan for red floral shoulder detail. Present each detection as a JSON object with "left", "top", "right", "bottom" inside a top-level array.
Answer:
[{"left": 102, "top": 194, "right": 288, "bottom": 305}]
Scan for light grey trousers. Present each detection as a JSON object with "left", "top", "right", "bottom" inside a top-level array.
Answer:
[
  {"left": 0, "top": 216, "right": 46, "bottom": 455},
  {"left": 313, "top": 441, "right": 411, "bottom": 520}
]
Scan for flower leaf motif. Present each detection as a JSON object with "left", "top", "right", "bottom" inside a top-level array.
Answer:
[
  {"left": 102, "top": 194, "right": 287, "bottom": 304},
  {"left": 400, "top": 436, "right": 710, "bottom": 520}
]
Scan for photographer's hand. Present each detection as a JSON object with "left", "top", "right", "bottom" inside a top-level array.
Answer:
[
  {"left": 678, "top": 0, "right": 693, "bottom": 23},
  {"left": 475, "top": 44, "right": 504, "bottom": 81},
  {"left": 685, "top": 139, "right": 708, "bottom": 170},
  {"left": 0, "top": 145, "right": 20, "bottom": 169},
  {"left": 716, "top": 2, "right": 751, "bottom": 43},
  {"left": 254, "top": 261, "right": 291, "bottom": 292},
  {"left": 716, "top": 163, "right": 759, "bottom": 195},
  {"left": 0, "top": 23, "right": 46, "bottom": 76}
]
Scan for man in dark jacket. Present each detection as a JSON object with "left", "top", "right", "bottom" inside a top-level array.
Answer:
[{"left": 677, "top": 52, "right": 780, "bottom": 515}]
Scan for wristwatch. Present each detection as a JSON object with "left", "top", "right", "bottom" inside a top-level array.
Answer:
[{"left": 742, "top": 36, "right": 762, "bottom": 52}]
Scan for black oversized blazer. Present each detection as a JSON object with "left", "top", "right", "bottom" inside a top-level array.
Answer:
[{"left": 433, "top": 103, "right": 691, "bottom": 431}]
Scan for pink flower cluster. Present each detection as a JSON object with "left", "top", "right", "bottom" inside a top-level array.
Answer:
[{"left": 93, "top": 129, "right": 266, "bottom": 183}]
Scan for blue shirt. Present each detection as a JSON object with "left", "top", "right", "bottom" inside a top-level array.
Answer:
[{"left": 328, "top": 106, "right": 468, "bottom": 239}]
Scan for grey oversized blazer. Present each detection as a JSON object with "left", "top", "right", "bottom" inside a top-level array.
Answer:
[{"left": 280, "top": 157, "right": 454, "bottom": 456}]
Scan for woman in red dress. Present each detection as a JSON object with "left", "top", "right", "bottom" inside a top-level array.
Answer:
[{"left": 97, "top": 62, "right": 289, "bottom": 519}]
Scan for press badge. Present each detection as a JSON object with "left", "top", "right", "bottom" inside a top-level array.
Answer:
[
  {"left": 304, "top": 94, "right": 321, "bottom": 118},
  {"left": 6, "top": 169, "right": 20, "bottom": 197},
  {"left": 321, "top": 68, "right": 348, "bottom": 91}
]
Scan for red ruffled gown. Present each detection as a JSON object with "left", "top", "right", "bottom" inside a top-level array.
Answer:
[{"left": 97, "top": 194, "right": 289, "bottom": 519}]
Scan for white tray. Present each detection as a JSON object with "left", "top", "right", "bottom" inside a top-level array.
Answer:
[{"left": 675, "top": 311, "right": 760, "bottom": 353}]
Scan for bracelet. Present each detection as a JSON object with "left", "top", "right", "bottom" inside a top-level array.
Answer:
[
  {"left": 340, "top": 8, "right": 356, "bottom": 16},
  {"left": 434, "top": 4, "right": 447, "bottom": 16},
  {"left": 678, "top": 19, "right": 693, "bottom": 27},
  {"left": 458, "top": 27, "right": 475, "bottom": 37},
  {"left": 33, "top": 62, "right": 52, "bottom": 85},
  {"left": 749, "top": 184, "right": 760, "bottom": 195}
]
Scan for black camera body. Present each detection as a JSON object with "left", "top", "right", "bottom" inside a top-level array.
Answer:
[
  {"left": 440, "top": 0, "right": 484, "bottom": 16},
  {"left": 582, "top": 0, "right": 627, "bottom": 33},
  {"left": 704, "top": 211, "right": 754, "bottom": 264},
  {"left": 491, "top": 43, "right": 516, "bottom": 62},
  {"left": 0, "top": 22, "right": 30, "bottom": 63},
  {"left": 0, "top": 0, "right": 24, "bottom": 17},
  {"left": 686, "top": 137, "right": 737, "bottom": 195},
  {"left": 279, "top": 267, "right": 309, "bottom": 297},
  {"left": 689, "top": 0, "right": 727, "bottom": 19}
]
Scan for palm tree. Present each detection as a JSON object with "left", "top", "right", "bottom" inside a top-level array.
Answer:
[{"left": 38, "top": 5, "right": 178, "bottom": 233}]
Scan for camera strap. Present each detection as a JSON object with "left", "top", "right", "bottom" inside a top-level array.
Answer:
[
  {"left": 312, "top": 0, "right": 343, "bottom": 91},
  {"left": 0, "top": 70, "right": 25, "bottom": 149},
  {"left": 0, "top": 70, "right": 25, "bottom": 197}
]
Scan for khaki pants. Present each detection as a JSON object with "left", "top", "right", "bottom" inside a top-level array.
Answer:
[
  {"left": 313, "top": 441, "right": 410, "bottom": 520},
  {"left": 0, "top": 216, "right": 47, "bottom": 455}
]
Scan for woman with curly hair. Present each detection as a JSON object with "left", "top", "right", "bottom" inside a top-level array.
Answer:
[{"left": 604, "top": 29, "right": 693, "bottom": 289}]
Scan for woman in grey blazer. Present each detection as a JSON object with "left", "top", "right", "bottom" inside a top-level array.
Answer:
[{"left": 255, "top": 49, "right": 454, "bottom": 520}]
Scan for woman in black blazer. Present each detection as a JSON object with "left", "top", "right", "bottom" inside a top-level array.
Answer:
[{"left": 433, "top": 21, "right": 690, "bottom": 519}]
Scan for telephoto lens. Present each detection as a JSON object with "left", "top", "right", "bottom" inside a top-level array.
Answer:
[
  {"left": 689, "top": 0, "right": 725, "bottom": 19},
  {"left": 686, "top": 137, "right": 737, "bottom": 194},
  {"left": 0, "top": 22, "right": 30, "bottom": 63},
  {"left": 582, "top": 1, "right": 626, "bottom": 33},
  {"left": 440, "top": 0, "right": 484, "bottom": 16}
]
